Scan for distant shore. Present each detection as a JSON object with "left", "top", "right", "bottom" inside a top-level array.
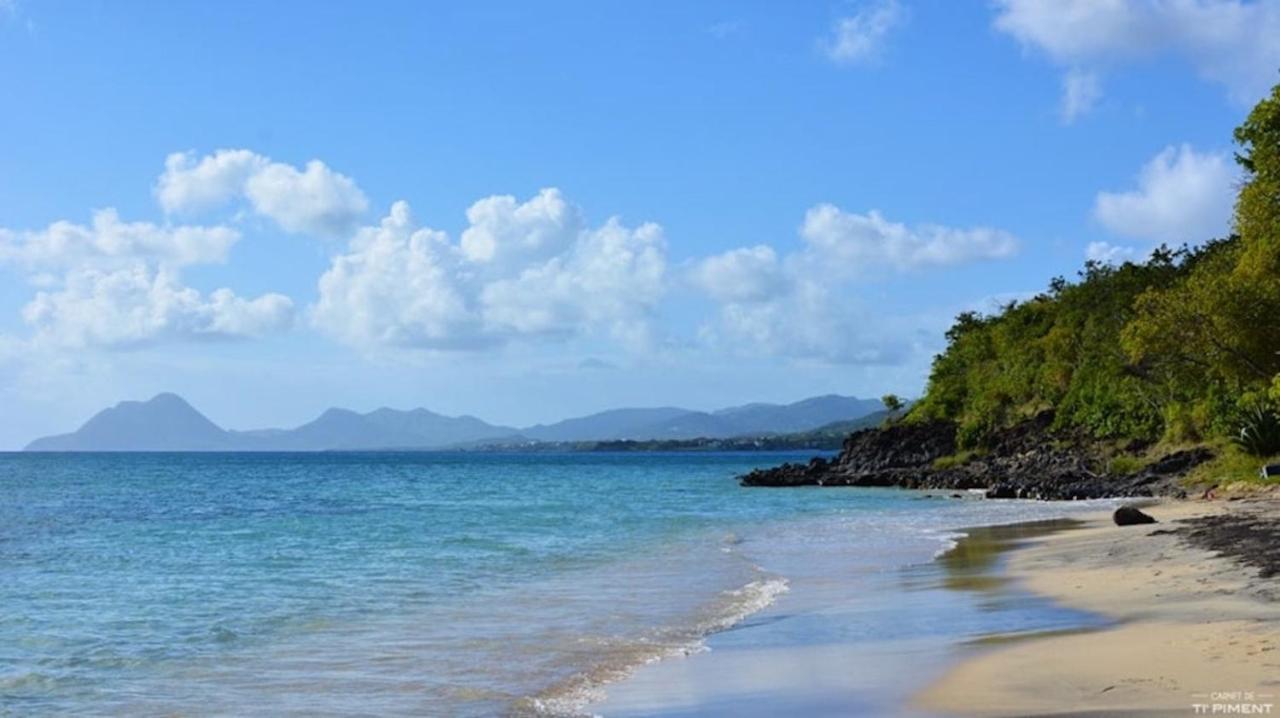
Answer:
[{"left": 916, "top": 490, "right": 1280, "bottom": 716}]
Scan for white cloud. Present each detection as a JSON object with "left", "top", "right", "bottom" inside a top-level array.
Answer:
[
  {"left": 993, "top": 0, "right": 1280, "bottom": 117},
  {"left": 313, "top": 191, "right": 668, "bottom": 352},
  {"left": 0, "top": 203, "right": 293, "bottom": 350},
  {"left": 157, "top": 149, "right": 369, "bottom": 236},
  {"left": 1085, "top": 240, "right": 1142, "bottom": 264},
  {"left": 460, "top": 188, "right": 581, "bottom": 267},
  {"left": 692, "top": 205, "right": 1019, "bottom": 363},
  {"left": 155, "top": 149, "right": 267, "bottom": 215},
  {"left": 1061, "top": 69, "right": 1102, "bottom": 123},
  {"left": 700, "top": 276, "right": 918, "bottom": 364},
  {"left": 22, "top": 263, "right": 293, "bottom": 349},
  {"left": 480, "top": 218, "right": 665, "bottom": 341},
  {"left": 688, "top": 245, "right": 788, "bottom": 303},
  {"left": 800, "top": 205, "right": 1019, "bottom": 270},
  {"left": 822, "top": 0, "right": 903, "bottom": 65},
  {"left": 0, "top": 209, "right": 239, "bottom": 270},
  {"left": 1094, "top": 144, "right": 1236, "bottom": 243}
]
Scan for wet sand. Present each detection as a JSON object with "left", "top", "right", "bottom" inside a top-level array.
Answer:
[
  {"left": 916, "top": 496, "right": 1280, "bottom": 716},
  {"left": 592, "top": 513, "right": 1108, "bottom": 717}
]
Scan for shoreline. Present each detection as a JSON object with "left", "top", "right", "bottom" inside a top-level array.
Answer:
[
  {"left": 586, "top": 497, "right": 1125, "bottom": 717},
  {"left": 916, "top": 492, "right": 1280, "bottom": 716}
]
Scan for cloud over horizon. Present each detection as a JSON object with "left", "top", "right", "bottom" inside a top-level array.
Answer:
[
  {"left": 690, "top": 206, "right": 1021, "bottom": 364},
  {"left": 0, "top": 209, "right": 293, "bottom": 349},
  {"left": 0, "top": 143, "right": 1033, "bottom": 373},
  {"left": 312, "top": 191, "right": 667, "bottom": 352}
]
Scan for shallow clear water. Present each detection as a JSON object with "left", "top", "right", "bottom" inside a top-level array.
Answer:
[{"left": 1, "top": 452, "right": 1112, "bottom": 716}]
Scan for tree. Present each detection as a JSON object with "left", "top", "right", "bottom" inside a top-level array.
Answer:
[
  {"left": 881, "top": 394, "right": 904, "bottom": 416},
  {"left": 1234, "top": 76, "right": 1280, "bottom": 280}
]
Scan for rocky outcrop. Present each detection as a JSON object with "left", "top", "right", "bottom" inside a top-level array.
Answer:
[{"left": 739, "top": 412, "right": 1213, "bottom": 501}]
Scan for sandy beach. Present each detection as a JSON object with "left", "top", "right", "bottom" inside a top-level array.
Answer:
[{"left": 917, "top": 492, "right": 1280, "bottom": 717}]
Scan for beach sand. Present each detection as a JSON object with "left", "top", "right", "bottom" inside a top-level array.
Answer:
[{"left": 916, "top": 493, "right": 1280, "bottom": 717}]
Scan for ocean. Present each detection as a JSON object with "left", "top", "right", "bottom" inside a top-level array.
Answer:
[{"left": 1, "top": 452, "right": 1114, "bottom": 716}]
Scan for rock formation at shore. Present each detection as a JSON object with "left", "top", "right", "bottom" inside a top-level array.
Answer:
[{"left": 739, "top": 412, "right": 1215, "bottom": 500}]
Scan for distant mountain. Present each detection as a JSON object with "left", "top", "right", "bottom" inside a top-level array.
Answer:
[
  {"left": 521, "top": 407, "right": 695, "bottom": 442},
  {"left": 25, "top": 393, "right": 235, "bottom": 451},
  {"left": 25, "top": 395, "right": 518, "bottom": 452},
  {"left": 707, "top": 394, "right": 885, "bottom": 436},
  {"left": 24, "top": 393, "right": 890, "bottom": 451},
  {"left": 520, "top": 394, "right": 884, "bottom": 442},
  {"left": 258, "top": 407, "right": 518, "bottom": 450}
]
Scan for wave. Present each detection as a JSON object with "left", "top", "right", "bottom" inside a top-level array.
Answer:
[{"left": 510, "top": 575, "right": 790, "bottom": 718}]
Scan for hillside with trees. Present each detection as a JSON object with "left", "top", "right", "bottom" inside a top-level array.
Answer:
[
  {"left": 908, "top": 80, "right": 1280, "bottom": 478},
  {"left": 744, "top": 79, "right": 1280, "bottom": 494}
]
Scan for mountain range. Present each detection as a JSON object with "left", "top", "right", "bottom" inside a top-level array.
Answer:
[{"left": 23, "top": 393, "right": 887, "bottom": 452}]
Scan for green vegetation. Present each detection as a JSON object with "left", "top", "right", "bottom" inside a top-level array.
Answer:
[
  {"left": 932, "top": 449, "right": 984, "bottom": 470},
  {"left": 1185, "top": 440, "right": 1280, "bottom": 487},
  {"left": 881, "top": 393, "right": 904, "bottom": 417},
  {"left": 1235, "top": 404, "right": 1280, "bottom": 457},
  {"left": 1104, "top": 454, "right": 1146, "bottom": 476},
  {"left": 910, "top": 79, "right": 1280, "bottom": 458}
]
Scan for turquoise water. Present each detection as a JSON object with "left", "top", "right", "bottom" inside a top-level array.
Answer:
[{"left": 1, "top": 452, "right": 1110, "bottom": 716}]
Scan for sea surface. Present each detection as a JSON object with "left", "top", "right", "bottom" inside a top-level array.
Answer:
[{"left": 1, "top": 452, "right": 1114, "bottom": 716}]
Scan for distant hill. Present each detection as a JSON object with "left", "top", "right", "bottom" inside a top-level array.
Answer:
[
  {"left": 521, "top": 395, "right": 884, "bottom": 442},
  {"left": 26, "top": 395, "right": 518, "bottom": 452},
  {"left": 489, "top": 410, "right": 894, "bottom": 452},
  {"left": 522, "top": 407, "right": 695, "bottom": 442},
  {"left": 254, "top": 407, "right": 518, "bottom": 450},
  {"left": 26, "top": 393, "right": 235, "bottom": 451},
  {"left": 24, "top": 392, "right": 892, "bottom": 452}
]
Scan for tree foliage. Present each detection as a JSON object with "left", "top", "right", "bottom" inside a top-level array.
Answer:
[{"left": 911, "top": 79, "right": 1280, "bottom": 449}]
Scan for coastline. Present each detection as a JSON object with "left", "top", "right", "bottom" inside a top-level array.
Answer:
[
  {"left": 916, "top": 492, "right": 1280, "bottom": 716},
  {"left": 586, "top": 498, "right": 1125, "bottom": 717}
]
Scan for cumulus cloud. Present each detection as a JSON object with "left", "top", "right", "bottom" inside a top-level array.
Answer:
[
  {"left": 1085, "top": 240, "right": 1142, "bottom": 264},
  {"left": 0, "top": 209, "right": 238, "bottom": 270},
  {"left": 690, "top": 205, "right": 1019, "bottom": 363},
  {"left": 313, "top": 191, "right": 667, "bottom": 352},
  {"left": 0, "top": 205, "right": 293, "bottom": 349},
  {"left": 157, "top": 149, "right": 369, "bottom": 236},
  {"left": 699, "top": 277, "right": 920, "bottom": 364},
  {"left": 22, "top": 263, "right": 293, "bottom": 349},
  {"left": 459, "top": 188, "right": 581, "bottom": 266},
  {"left": 993, "top": 0, "right": 1280, "bottom": 117},
  {"left": 1094, "top": 144, "right": 1236, "bottom": 244},
  {"left": 688, "top": 245, "right": 788, "bottom": 303},
  {"left": 822, "top": 0, "right": 904, "bottom": 65},
  {"left": 800, "top": 205, "right": 1019, "bottom": 270}
]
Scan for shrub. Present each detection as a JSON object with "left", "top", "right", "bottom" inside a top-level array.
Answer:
[
  {"left": 932, "top": 450, "right": 982, "bottom": 470},
  {"left": 1234, "top": 403, "right": 1280, "bottom": 457},
  {"left": 1106, "top": 455, "right": 1146, "bottom": 475}
]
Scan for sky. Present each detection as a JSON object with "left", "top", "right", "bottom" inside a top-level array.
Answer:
[{"left": 1, "top": 0, "right": 1277, "bottom": 448}]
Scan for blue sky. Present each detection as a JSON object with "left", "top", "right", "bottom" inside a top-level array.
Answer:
[{"left": 1, "top": 0, "right": 1276, "bottom": 448}]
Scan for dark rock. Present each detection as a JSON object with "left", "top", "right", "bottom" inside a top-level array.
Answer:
[
  {"left": 985, "top": 484, "right": 1019, "bottom": 499},
  {"left": 739, "top": 411, "right": 1215, "bottom": 501},
  {"left": 1113, "top": 506, "right": 1157, "bottom": 526}
]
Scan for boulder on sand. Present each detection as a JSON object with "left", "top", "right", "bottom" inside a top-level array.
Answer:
[{"left": 1113, "top": 506, "right": 1157, "bottom": 526}]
